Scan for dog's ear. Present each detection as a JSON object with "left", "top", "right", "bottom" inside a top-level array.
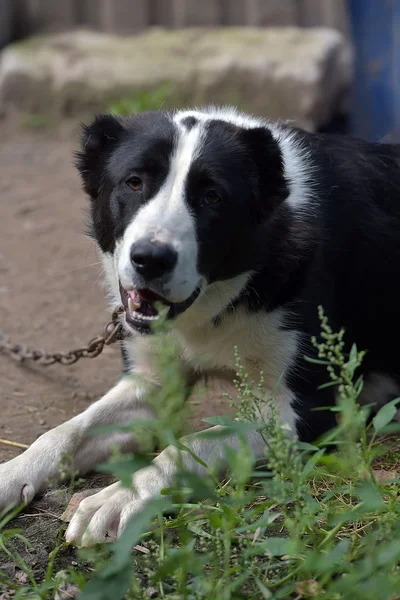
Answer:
[
  {"left": 240, "top": 127, "right": 289, "bottom": 215},
  {"left": 75, "top": 114, "right": 125, "bottom": 199}
]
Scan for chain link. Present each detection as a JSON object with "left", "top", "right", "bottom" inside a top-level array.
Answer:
[{"left": 0, "top": 306, "right": 127, "bottom": 366}]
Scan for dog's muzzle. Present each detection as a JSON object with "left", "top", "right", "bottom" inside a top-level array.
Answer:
[{"left": 119, "top": 285, "right": 201, "bottom": 334}]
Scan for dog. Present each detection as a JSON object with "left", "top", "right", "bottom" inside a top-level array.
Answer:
[{"left": 1, "top": 106, "right": 400, "bottom": 546}]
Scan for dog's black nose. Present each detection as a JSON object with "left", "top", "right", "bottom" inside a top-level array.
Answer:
[{"left": 130, "top": 240, "right": 178, "bottom": 280}]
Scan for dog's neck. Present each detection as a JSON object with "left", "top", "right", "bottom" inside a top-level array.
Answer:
[{"left": 173, "top": 272, "right": 252, "bottom": 334}]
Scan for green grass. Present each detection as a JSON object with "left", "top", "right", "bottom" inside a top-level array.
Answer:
[
  {"left": 18, "top": 85, "right": 171, "bottom": 132},
  {"left": 107, "top": 85, "right": 171, "bottom": 117},
  {"left": 19, "top": 112, "right": 51, "bottom": 131},
  {"left": 1, "top": 308, "right": 399, "bottom": 599}
]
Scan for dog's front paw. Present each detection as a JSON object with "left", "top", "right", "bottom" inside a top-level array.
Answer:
[
  {"left": 0, "top": 457, "right": 37, "bottom": 511},
  {"left": 65, "top": 464, "right": 167, "bottom": 546},
  {"left": 64, "top": 482, "right": 147, "bottom": 546}
]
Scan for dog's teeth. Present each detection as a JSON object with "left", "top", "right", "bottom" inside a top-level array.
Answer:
[
  {"left": 128, "top": 297, "right": 141, "bottom": 312},
  {"left": 134, "top": 313, "right": 159, "bottom": 321}
]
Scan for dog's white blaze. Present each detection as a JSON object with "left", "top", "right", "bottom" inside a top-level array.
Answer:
[{"left": 118, "top": 121, "right": 204, "bottom": 302}]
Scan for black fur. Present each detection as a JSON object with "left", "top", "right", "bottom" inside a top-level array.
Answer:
[
  {"left": 181, "top": 116, "right": 198, "bottom": 130},
  {"left": 76, "top": 111, "right": 174, "bottom": 253},
  {"left": 185, "top": 120, "right": 290, "bottom": 283},
  {"left": 238, "top": 133, "right": 400, "bottom": 441}
]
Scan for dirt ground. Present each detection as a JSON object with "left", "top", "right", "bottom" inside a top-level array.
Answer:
[
  {"left": 0, "top": 118, "right": 126, "bottom": 587},
  {"left": 0, "top": 119, "right": 121, "bottom": 464},
  {"left": 0, "top": 117, "right": 230, "bottom": 587}
]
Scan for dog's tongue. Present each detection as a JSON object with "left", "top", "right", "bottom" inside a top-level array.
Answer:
[
  {"left": 127, "top": 289, "right": 168, "bottom": 311},
  {"left": 127, "top": 290, "right": 141, "bottom": 311},
  {"left": 128, "top": 290, "right": 141, "bottom": 304}
]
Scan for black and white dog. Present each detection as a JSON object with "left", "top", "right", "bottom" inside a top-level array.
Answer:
[{"left": 1, "top": 106, "right": 400, "bottom": 545}]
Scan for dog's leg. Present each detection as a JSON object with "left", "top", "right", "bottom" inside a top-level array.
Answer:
[
  {"left": 0, "top": 376, "right": 155, "bottom": 511},
  {"left": 65, "top": 385, "right": 297, "bottom": 546}
]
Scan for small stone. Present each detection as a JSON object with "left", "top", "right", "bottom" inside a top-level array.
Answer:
[
  {"left": 295, "top": 579, "right": 319, "bottom": 597},
  {"left": 134, "top": 544, "right": 150, "bottom": 554},
  {"left": 372, "top": 469, "right": 399, "bottom": 483},
  {"left": 54, "top": 571, "right": 80, "bottom": 600},
  {"left": 14, "top": 571, "right": 28, "bottom": 585}
]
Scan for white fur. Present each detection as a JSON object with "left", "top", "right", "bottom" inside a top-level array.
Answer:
[
  {"left": 0, "top": 107, "right": 307, "bottom": 546},
  {"left": 118, "top": 118, "right": 205, "bottom": 303},
  {"left": 0, "top": 377, "right": 155, "bottom": 511}
]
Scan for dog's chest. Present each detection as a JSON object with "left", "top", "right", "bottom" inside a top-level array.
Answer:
[{"left": 175, "top": 307, "right": 299, "bottom": 388}]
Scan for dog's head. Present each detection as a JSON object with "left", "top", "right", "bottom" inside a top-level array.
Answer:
[{"left": 76, "top": 107, "right": 293, "bottom": 334}]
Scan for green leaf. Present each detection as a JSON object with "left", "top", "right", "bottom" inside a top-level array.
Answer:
[
  {"left": 175, "top": 470, "right": 217, "bottom": 501},
  {"left": 195, "top": 427, "right": 239, "bottom": 440},
  {"left": 255, "top": 578, "right": 273, "bottom": 598},
  {"left": 80, "top": 569, "right": 132, "bottom": 600},
  {"left": 246, "top": 537, "right": 297, "bottom": 557},
  {"left": 376, "top": 538, "right": 400, "bottom": 566},
  {"left": 304, "top": 539, "right": 349, "bottom": 570},
  {"left": 224, "top": 440, "right": 254, "bottom": 485},
  {"left": 173, "top": 441, "right": 209, "bottom": 469},
  {"left": 324, "top": 539, "right": 350, "bottom": 566},
  {"left": 346, "top": 343, "right": 359, "bottom": 377},
  {"left": 109, "top": 497, "right": 171, "bottom": 575},
  {"left": 373, "top": 397, "right": 400, "bottom": 432},
  {"left": 302, "top": 449, "right": 325, "bottom": 477},
  {"left": 304, "top": 355, "right": 329, "bottom": 365},
  {"left": 187, "top": 524, "right": 214, "bottom": 539},
  {"left": 356, "top": 482, "right": 386, "bottom": 511},
  {"left": 377, "top": 421, "right": 400, "bottom": 434},
  {"left": 96, "top": 455, "right": 152, "bottom": 487},
  {"left": 318, "top": 380, "right": 339, "bottom": 390},
  {"left": 328, "top": 507, "right": 366, "bottom": 525},
  {"left": 296, "top": 441, "right": 320, "bottom": 452},
  {"left": 237, "top": 510, "right": 281, "bottom": 532},
  {"left": 154, "top": 543, "right": 205, "bottom": 580},
  {"left": 201, "top": 416, "right": 266, "bottom": 434}
]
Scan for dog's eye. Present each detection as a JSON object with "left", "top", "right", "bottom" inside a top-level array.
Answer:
[
  {"left": 204, "top": 190, "right": 222, "bottom": 205},
  {"left": 126, "top": 176, "right": 143, "bottom": 192}
]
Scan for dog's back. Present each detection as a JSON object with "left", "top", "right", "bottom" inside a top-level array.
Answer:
[{"left": 281, "top": 130, "right": 400, "bottom": 438}]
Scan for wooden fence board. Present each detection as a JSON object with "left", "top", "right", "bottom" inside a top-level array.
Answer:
[
  {"left": 81, "top": 0, "right": 149, "bottom": 32},
  {"left": 297, "top": 0, "right": 349, "bottom": 35},
  {"left": 171, "top": 0, "right": 223, "bottom": 27},
  {"left": 150, "top": 0, "right": 175, "bottom": 26},
  {"left": 13, "top": 0, "right": 350, "bottom": 35},
  {"left": 245, "top": 0, "right": 297, "bottom": 26},
  {"left": 15, "top": 0, "right": 77, "bottom": 34},
  {"left": 222, "top": 0, "right": 246, "bottom": 25}
]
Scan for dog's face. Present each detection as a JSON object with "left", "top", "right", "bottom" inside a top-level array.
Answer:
[{"left": 76, "top": 108, "right": 289, "bottom": 334}]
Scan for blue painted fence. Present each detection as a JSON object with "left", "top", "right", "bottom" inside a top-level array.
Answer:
[{"left": 348, "top": 0, "right": 400, "bottom": 141}]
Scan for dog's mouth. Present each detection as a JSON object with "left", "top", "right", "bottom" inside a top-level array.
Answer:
[{"left": 119, "top": 284, "right": 201, "bottom": 334}]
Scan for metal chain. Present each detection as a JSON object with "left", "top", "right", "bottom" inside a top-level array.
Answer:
[{"left": 0, "top": 306, "right": 127, "bottom": 366}]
